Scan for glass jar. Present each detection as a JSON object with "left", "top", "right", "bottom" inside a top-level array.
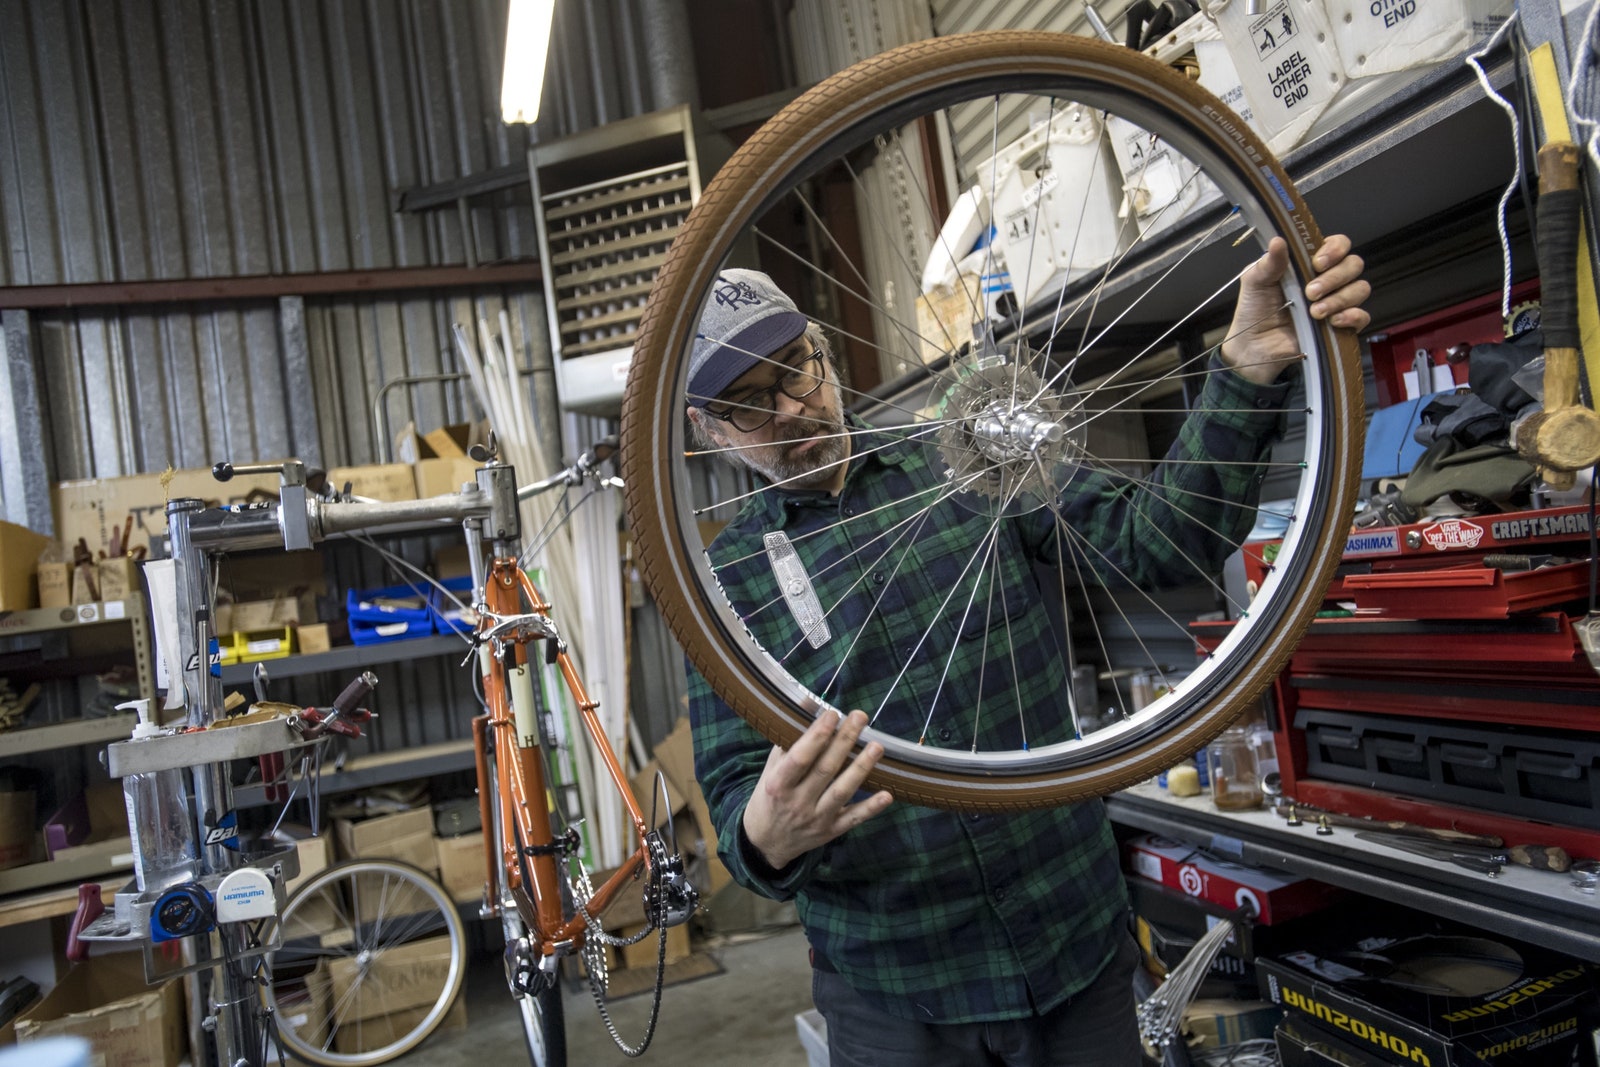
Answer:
[{"left": 1206, "top": 725, "right": 1263, "bottom": 811}]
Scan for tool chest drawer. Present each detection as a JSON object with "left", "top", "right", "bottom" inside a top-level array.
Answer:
[{"left": 1295, "top": 708, "right": 1600, "bottom": 829}]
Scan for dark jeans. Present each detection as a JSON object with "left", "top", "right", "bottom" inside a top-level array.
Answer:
[{"left": 812, "top": 933, "right": 1143, "bottom": 1067}]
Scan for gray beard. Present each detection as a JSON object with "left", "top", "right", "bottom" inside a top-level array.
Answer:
[{"left": 744, "top": 416, "right": 851, "bottom": 490}]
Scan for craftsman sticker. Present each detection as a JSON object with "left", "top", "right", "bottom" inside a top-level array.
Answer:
[
  {"left": 1491, "top": 510, "right": 1593, "bottom": 542},
  {"left": 1421, "top": 517, "right": 1485, "bottom": 550},
  {"left": 1344, "top": 529, "right": 1398, "bottom": 557}
]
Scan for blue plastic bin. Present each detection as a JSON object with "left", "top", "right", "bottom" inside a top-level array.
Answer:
[
  {"left": 429, "top": 576, "right": 478, "bottom": 635},
  {"left": 346, "top": 582, "right": 435, "bottom": 644}
]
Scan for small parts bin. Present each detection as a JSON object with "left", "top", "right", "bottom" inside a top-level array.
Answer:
[
  {"left": 428, "top": 576, "right": 477, "bottom": 635},
  {"left": 346, "top": 583, "right": 434, "bottom": 645}
]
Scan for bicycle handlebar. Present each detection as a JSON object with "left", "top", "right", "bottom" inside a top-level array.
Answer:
[{"left": 517, "top": 435, "right": 622, "bottom": 501}]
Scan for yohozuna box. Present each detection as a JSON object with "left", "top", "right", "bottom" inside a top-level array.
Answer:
[{"left": 1257, "top": 921, "right": 1599, "bottom": 1067}]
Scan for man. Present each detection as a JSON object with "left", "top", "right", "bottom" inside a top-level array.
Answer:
[{"left": 684, "top": 238, "right": 1370, "bottom": 1066}]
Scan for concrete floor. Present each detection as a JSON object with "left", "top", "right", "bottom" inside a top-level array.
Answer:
[{"left": 416, "top": 925, "right": 817, "bottom": 1066}]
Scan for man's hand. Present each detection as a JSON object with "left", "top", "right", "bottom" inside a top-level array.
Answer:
[
  {"left": 742, "top": 709, "right": 894, "bottom": 871},
  {"left": 1221, "top": 234, "right": 1372, "bottom": 385}
]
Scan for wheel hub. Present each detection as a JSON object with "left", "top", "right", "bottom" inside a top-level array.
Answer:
[{"left": 937, "top": 356, "right": 1086, "bottom": 514}]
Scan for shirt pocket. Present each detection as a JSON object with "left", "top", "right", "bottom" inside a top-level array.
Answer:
[{"left": 938, "top": 520, "right": 1040, "bottom": 643}]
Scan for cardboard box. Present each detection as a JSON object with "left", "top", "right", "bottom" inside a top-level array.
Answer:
[
  {"left": 652, "top": 717, "right": 731, "bottom": 895},
  {"left": 333, "top": 809, "right": 438, "bottom": 921},
  {"left": 54, "top": 467, "right": 284, "bottom": 559},
  {"left": 1183, "top": 998, "right": 1283, "bottom": 1050},
  {"left": 434, "top": 831, "right": 486, "bottom": 904},
  {"left": 586, "top": 863, "right": 650, "bottom": 930},
  {"left": 43, "top": 784, "right": 126, "bottom": 859},
  {"left": 284, "top": 833, "right": 335, "bottom": 896},
  {"left": 414, "top": 457, "right": 482, "bottom": 499},
  {"left": 620, "top": 921, "right": 691, "bottom": 970},
  {"left": 326, "top": 463, "right": 418, "bottom": 503},
  {"left": 1258, "top": 923, "right": 1600, "bottom": 1066},
  {"left": 631, "top": 758, "right": 687, "bottom": 830},
  {"left": 0, "top": 521, "right": 52, "bottom": 610},
  {"left": 333, "top": 989, "right": 466, "bottom": 1055},
  {"left": 96, "top": 556, "right": 142, "bottom": 603},
  {"left": 694, "top": 876, "right": 797, "bottom": 937},
  {"left": 297, "top": 622, "right": 332, "bottom": 655},
  {"left": 333, "top": 807, "right": 436, "bottom": 873},
  {"left": 219, "top": 552, "right": 327, "bottom": 602},
  {"left": 1124, "top": 834, "right": 1345, "bottom": 924},
  {"left": 226, "top": 594, "right": 311, "bottom": 632},
  {"left": 273, "top": 961, "right": 332, "bottom": 1055},
  {"left": 0, "top": 787, "right": 36, "bottom": 870},
  {"left": 1275, "top": 1014, "right": 1389, "bottom": 1067},
  {"left": 36, "top": 562, "right": 72, "bottom": 609},
  {"left": 71, "top": 563, "right": 98, "bottom": 605},
  {"left": 279, "top": 833, "right": 341, "bottom": 939},
  {"left": 328, "top": 935, "right": 454, "bottom": 1020},
  {"left": 14, "top": 952, "right": 185, "bottom": 1067}
]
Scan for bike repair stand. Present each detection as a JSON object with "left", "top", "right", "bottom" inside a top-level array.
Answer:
[{"left": 71, "top": 458, "right": 524, "bottom": 1067}]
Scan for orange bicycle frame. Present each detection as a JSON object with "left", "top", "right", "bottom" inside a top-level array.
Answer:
[{"left": 472, "top": 557, "right": 654, "bottom": 957}]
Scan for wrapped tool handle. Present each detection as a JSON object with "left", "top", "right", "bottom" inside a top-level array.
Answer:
[
  {"left": 1537, "top": 141, "right": 1582, "bottom": 353},
  {"left": 1524, "top": 141, "right": 1600, "bottom": 479},
  {"left": 332, "top": 671, "right": 379, "bottom": 718}
]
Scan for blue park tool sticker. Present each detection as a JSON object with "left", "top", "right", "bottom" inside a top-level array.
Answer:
[{"left": 205, "top": 810, "right": 241, "bottom": 851}]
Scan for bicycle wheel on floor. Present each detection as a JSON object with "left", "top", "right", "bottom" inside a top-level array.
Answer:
[
  {"left": 265, "top": 858, "right": 466, "bottom": 1066},
  {"left": 622, "top": 31, "right": 1363, "bottom": 810}
]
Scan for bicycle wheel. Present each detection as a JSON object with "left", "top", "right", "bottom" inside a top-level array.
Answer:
[
  {"left": 265, "top": 859, "right": 466, "bottom": 1066},
  {"left": 487, "top": 743, "right": 569, "bottom": 1066},
  {"left": 500, "top": 905, "right": 568, "bottom": 1066},
  {"left": 621, "top": 31, "right": 1362, "bottom": 809}
]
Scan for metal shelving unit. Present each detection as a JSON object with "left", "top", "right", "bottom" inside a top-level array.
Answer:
[
  {"left": 0, "top": 594, "right": 157, "bottom": 755},
  {"left": 1106, "top": 781, "right": 1600, "bottom": 963},
  {"left": 218, "top": 632, "right": 467, "bottom": 685},
  {"left": 231, "top": 738, "right": 476, "bottom": 809}
]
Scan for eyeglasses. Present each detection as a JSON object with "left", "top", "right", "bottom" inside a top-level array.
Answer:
[{"left": 702, "top": 352, "right": 826, "bottom": 432}]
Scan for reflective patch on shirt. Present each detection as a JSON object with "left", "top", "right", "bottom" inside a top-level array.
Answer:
[{"left": 764, "top": 531, "right": 831, "bottom": 648}]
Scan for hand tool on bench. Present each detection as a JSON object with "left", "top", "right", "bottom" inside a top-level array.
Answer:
[
  {"left": 1273, "top": 799, "right": 1504, "bottom": 848},
  {"left": 1354, "top": 830, "right": 1572, "bottom": 875},
  {"left": 1354, "top": 831, "right": 1504, "bottom": 875}
]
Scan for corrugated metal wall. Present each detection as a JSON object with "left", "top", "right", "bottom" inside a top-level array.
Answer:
[
  {"left": 0, "top": 0, "right": 683, "bottom": 796},
  {"left": 2, "top": 0, "right": 681, "bottom": 485}
]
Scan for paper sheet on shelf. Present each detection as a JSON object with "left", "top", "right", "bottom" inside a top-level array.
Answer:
[{"left": 143, "top": 557, "right": 184, "bottom": 710}]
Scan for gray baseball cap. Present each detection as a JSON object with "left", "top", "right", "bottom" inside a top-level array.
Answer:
[{"left": 686, "top": 269, "right": 809, "bottom": 404}]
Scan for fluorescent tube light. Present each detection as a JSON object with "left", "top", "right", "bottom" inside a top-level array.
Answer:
[{"left": 501, "top": 0, "right": 557, "bottom": 124}]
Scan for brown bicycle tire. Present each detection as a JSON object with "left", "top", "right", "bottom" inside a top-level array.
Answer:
[{"left": 621, "top": 30, "right": 1363, "bottom": 810}]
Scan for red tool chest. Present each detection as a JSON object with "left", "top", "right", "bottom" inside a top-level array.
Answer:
[{"left": 1201, "top": 503, "right": 1600, "bottom": 857}]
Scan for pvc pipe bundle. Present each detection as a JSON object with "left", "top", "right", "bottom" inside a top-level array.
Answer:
[{"left": 452, "top": 314, "right": 621, "bottom": 865}]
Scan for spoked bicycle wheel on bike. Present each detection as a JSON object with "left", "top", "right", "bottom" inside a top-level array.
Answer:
[
  {"left": 622, "top": 31, "right": 1363, "bottom": 809},
  {"left": 484, "top": 734, "right": 568, "bottom": 1067},
  {"left": 264, "top": 859, "right": 465, "bottom": 1066}
]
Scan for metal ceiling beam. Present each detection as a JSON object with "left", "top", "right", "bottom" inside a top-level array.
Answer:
[{"left": 0, "top": 262, "right": 544, "bottom": 311}]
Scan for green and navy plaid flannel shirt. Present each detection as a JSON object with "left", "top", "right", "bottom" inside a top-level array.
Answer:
[{"left": 688, "top": 360, "right": 1290, "bottom": 1023}]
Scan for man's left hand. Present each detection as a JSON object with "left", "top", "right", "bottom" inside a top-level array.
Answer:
[{"left": 1222, "top": 234, "right": 1371, "bottom": 385}]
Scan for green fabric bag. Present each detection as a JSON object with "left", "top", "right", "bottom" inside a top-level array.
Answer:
[{"left": 1399, "top": 437, "right": 1538, "bottom": 511}]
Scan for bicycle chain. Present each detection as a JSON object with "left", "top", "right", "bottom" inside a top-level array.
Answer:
[{"left": 570, "top": 846, "right": 670, "bottom": 1057}]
